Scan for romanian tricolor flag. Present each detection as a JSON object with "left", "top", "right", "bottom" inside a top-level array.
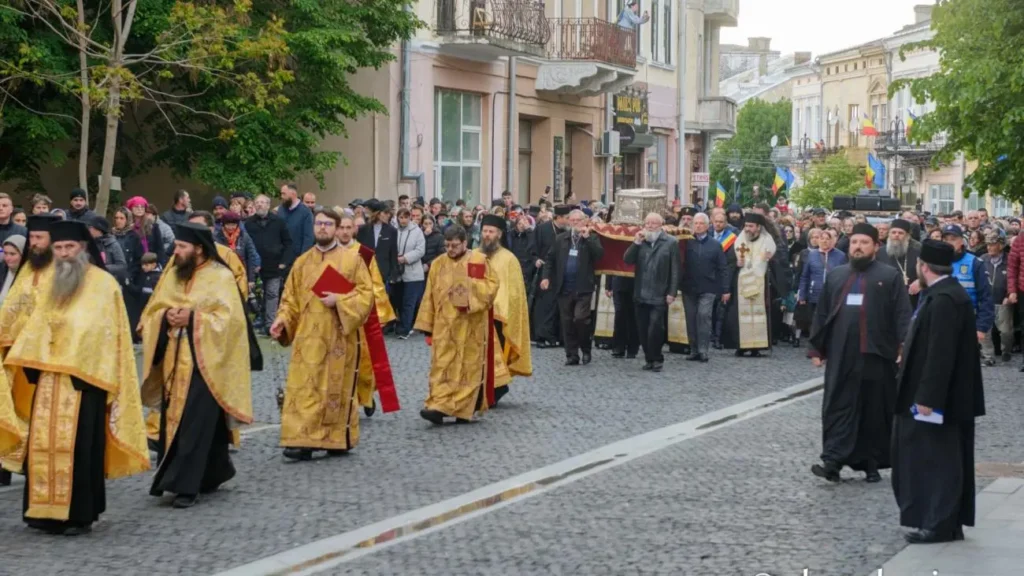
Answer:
[
  {"left": 772, "top": 167, "right": 794, "bottom": 195},
  {"left": 861, "top": 113, "right": 880, "bottom": 137},
  {"left": 719, "top": 230, "right": 737, "bottom": 252},
  {"left": 715, "top": 181, "right": 727, "bottom": 207}
]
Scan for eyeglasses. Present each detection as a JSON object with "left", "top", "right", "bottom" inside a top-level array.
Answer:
[{"left": 314, "top": 221, "right": 335, "bottom": 228}]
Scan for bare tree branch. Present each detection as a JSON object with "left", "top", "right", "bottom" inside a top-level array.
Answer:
[{"left": 0, "top": 84, "right": 81, "bottom": 126}]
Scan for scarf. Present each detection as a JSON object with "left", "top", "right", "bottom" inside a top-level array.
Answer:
[
  {"left": 133, "top": 221, "right": 149, "bottom": 252},
  {"left": 223, "top": 226, "right": 241, "bottom": 250}
]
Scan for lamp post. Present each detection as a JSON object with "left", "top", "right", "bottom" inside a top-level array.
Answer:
[
  {"left": 889, "top": 118, "right": 905, "bottom": 203},
  {"left": 799, "top": 134, "right": 811, "bottom": 174},
  {"left": 728, "top": 151, "right": 742, "bottom": 204}
]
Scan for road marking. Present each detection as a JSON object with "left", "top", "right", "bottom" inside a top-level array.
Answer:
[
  {"left": 212, "top": 377, "right": 825, "bottom": 576},
  {"left": 0, "top": 422, "right": 282, "bottom": 495}
]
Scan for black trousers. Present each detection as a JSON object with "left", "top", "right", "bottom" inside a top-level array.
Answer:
[
  {"left": 612, "top": 290, "right": 639, "bottom": 355},
  {"left": 635, "top": 303, "right": 668, "bottom": 364},
  {"left": 558, "top": 292, "right": 593, "bottom": 359},
  {"left": 533, "top": 288, "right": 561, "bottom": 344}
]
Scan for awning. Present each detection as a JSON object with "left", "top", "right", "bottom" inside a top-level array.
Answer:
[{"left": 622, "top": 132, "right": 656, "bottom": 151}]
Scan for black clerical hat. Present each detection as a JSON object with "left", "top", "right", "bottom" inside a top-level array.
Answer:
[
  {"left": 26, "top": 213, "right": 60, "bottom": 233},
  {"left": 554, "top": 205, "right": 572, "bottom": 217},
  {"left": 173, "top": 223, "right": 229, "bottom": 269},
  {"left": 480, "top": 214, "right": 506, "bottom": 231},
  {"left": 743, "top": 212, "right": 766, "bottom": 227},
  {"left": 890, "top": 219, "right": 912, "bottom": 233},
  {"left": 679, "top": 206, "right": 697, "bottom": 217},
  {"left": 920, "top": 239, "right": 955, "bottom": 267},
  {"left": 49, "top": 220, "right": 107, "bottom": 272},
  {"left": 851, "top": 223, "right": 879, "bottom": 243}
]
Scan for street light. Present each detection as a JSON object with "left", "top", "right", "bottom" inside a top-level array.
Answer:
[
  {"left": 799, "top": 133, "right": 811, "bottom": 173},
  {"left": 727, "top": 150, "right": 742, "bottom": 203},
  {"left": 889, "top": 118, "right": 905, "bottom": 203}
]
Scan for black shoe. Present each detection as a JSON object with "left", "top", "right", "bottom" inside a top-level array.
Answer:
[
  {"left": 172, "top": 494, "right": 199, "bottom": 509},
  {"left": 904, "top": 529, "right": 955, "bottom": 544},
  {"left": 651, "top": 362, "right": 663, "bottom": 373},
  {"left": 60, "top": 524, "right": 93, "bottom": 536},
  {"left": 698, "top": 354, "right": 709, "bottom": 363},
  {"left": 984, "top": 358, "right": 996, "bottom": 367},
  {"left": 283, "top": 448, "right": 313, "bottom": 461},
  {"left": 535, "top": 341, "right": 551, "bottom": 349},
  {"left": 750, "top": 350, "right": 762, "bottom": 358},
  {"left": 626, "top": 352, "right": 637, "bottom": 359},
  {"left": 492, "top": 385, "right": 510, "bottom": 406},
  {"left": 734, "top": 350, "right": 744, "bottom": 357},
  {"left": 455, "top": 418, "right": 474, "bottom": 424},
  {"left": 811, "top": 461, "right": 841, "bottom": 482},
  {"left": 792, "top": 338, "right": 801, "bottom": 348},
  {"left": 419, "top": 409, "right": 445, "bottom": 425},
  {"left": 642, "top": 363, "right": 653, "bottom": 371},
  {"left": 327, "top": 449, "right": 349, "bottom": 457},
  {"left": 953, "top": 526, "right": 965, "bottom": 541},
  {"left": 0, "top": 469, "right": 11, "bottom": 486},
  {"left": 611, "top": 351, "right": 625, "bottom": 358},
  {"left": 1019, "top": 364, "right": 1024, "bottom": 373},
  {"left": 712, "top": 342, "right": 723, "bottom": 350},
  {"left": 147, "top": 438, "right": 160, "bottom": 453},
  {"left": 363, "top": 399, "right": 376, "bottom": 417},
  {"left": 565, "top": 357, "right": 580, "bottom": 366},
  {"left": 1002, "top": 352, "right": 1012, "bottom": 362},
  {"left": 397, "top": 331, "right": 411, "bottom": 340},
  {"left": 686, "top": 354, "right": 702, "bottom": 362},
  {"left": 581, "top": 352, "right": 591, "bottom": 365}
]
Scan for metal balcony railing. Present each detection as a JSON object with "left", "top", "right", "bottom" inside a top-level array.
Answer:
[
  {"left": 435, "top": 0, "right": 550, "bottom": 47},
  {"left": 874, "top": 129, "right": 947, "bottom": 155},
  {"left": 546, "top": 18, "right": 637, "bottom": 69}
]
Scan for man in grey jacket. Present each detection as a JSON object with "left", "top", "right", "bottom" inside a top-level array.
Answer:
[
  {"left": 624, "top": 212, "right": 680, "bottom": 372},
  {"left": 681, "top": 213, "right": 728, "bottom": 363},
  {"left": 86, "top": 215, "right": 128, "bottom": 285},
  {"left": 396, "top": 207, "right": 426, "bottom": 339}
]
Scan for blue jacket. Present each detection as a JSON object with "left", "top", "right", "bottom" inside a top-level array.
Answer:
[
  {"left": 278, "top": 203, "right": 314, "bottom": 265},
  {"left": 799, "top": 249, "right": 847, "bottom": 304},
  {"left": 215, "top": 228, "right": 261, "bottom": 283},
  {"left": 680, "top": 233, "right": 728, "bottom": 295},
  {"left": 952, "top": 251, "right": 994, "bottom": 333}
]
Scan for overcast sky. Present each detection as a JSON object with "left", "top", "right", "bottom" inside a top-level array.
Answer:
[{"left": 719, "top": 0, "right": 933, "bottom": 56}]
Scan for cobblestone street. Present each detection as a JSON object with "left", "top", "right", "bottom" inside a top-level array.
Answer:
[{"left": 2, "top": 336, "right": 1022, "bottom": 575}]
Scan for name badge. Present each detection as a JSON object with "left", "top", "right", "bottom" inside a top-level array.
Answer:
[
  {"left": 569, "top": 249, "right": 579, "bottom": 258},
  {"left": 846, "top": 293, "right": 864, "bottom": 306}
]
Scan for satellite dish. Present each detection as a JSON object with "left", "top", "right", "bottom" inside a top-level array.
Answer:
[{"left": 770, "top": 135, "right": 778, "bottom": 148}]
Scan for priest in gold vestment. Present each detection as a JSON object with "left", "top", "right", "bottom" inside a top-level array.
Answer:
[
  {"left": 722, "top": 213, "right": 777, "bottom": 357},
  {"left": 0, "top": 213, "right": 60, "bottom": 487},
  {"left": 4, "top": 220, "right": 149, "bottom": 535},
  {"left": 415, "top": 224, "right": 499, "bottom": 424},
  {"left": 334, "top": 213, "right": 398, "bottom": 418},
  {"left": 477, "top": 215, "right": 531, "bottom": 407},
  {"left": 270, "top": 208, "right": 374, "bottom": 461},
  {"left": 141, "top": 223, "right": 253, "bottom": 508}
]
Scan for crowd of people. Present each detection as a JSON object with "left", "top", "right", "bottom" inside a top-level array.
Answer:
[{"left": 0, "top": 183, "right": 992, "bottom": 547}]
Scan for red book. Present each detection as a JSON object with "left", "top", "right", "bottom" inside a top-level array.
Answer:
[
  {"left": 468, "top": 262, "right": 486, "bottom": 280},
  {"left": 312, "top": 265, "right": 354, "bottom": 297}
]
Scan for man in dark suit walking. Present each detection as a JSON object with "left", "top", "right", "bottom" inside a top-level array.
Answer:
[
  {"left": 531, "top": 205, "right": 570, "bottom": 347},
  {"left": 356, "top": 199, "right": 400, "bottom": 291},
  {"left": 892, "top": 239, "right": 985, "bottom": 544},
  {"left": 540, "top": 209, "right": 604, "bottom": 365}
]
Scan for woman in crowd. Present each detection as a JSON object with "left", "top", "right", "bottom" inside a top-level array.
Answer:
[
  {"left": 11, "top": 209, "right": 26, "bottom": 227},
  {"left": 420, "top": 215, "right": 444, "bottom": 274},
  {"left": 145, "top": 203, "right": 176, "bottom": 259},
  {"left": 125, "top": 196, "right": 167, "bottom": 266},
  {"left": 30, "top": 194, "right": 51, "bottom": 214},
  {"left": 968, "top": 228, "right": 987, "bottom": 256},
  {"left": 112, "top": 207, "right": 144, "bottom": 284},
  {"left": 0, "top": 234, "right": 25, "bottom": 305}
]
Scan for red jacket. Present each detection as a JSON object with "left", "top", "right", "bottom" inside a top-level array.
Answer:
[{"left": 1007, "top": 233, "right": 1024, "bottom": 294}]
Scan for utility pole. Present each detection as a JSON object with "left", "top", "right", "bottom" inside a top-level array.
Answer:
[{"left": 676, "top": 0, "right": 688, "bottom": 203}]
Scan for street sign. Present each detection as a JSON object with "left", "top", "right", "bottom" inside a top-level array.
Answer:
[{"left": 690, "top": 172, "right": 710, "bottom": 187}]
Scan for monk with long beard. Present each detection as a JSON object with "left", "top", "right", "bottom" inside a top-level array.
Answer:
[
  {"left": 270, "top": 208, "right": 375, "bottom": 460},
  {"left": 476, "top": 214, "right": 532, "bottom": 407},
  {"left": 141, "top": 223, "right": 252, "bottom": 508},
  {"left": 5, "top": 220, "right": 149, "bottom": 535}
]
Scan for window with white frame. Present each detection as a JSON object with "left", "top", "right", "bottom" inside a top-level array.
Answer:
[
  {"left": 964, "top": 187, "right": 984, "bottom": 212},
  {"left": 518, "top": 119, "right": 531, "bottom": 204},
  {"left": 992, "top": 196, "right": 1015, "bottom": 217},
  {"left": 929, "top": 183, "right": 955, "bottom": 215},
  {"left": 434, "top": 90, "right": 482, "bottom": 203},
  {"left": 662, "top": 0, "right": 671, "bottom": 65},
  {"left": 650, "top": 0, "right": 659, "bottom": 62}
]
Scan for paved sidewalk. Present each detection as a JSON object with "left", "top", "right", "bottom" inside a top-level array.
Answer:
[{"left": 874, "top": 476, "right": 1024, "bottom": 576}]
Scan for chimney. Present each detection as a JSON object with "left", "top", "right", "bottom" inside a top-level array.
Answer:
[
  {"left": 794, "top": 52, "right": 811, "bottom": 66},
  {"left": 914, "top": 4, "right": 933, "bottom": 24}
]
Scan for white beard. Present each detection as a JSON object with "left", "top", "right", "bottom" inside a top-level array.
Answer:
[
  {"left": 51, "top": 251, "right": 89, "bottom": 306},
  {"left": 887, "top": 237, "right": 908, "bottom": 259}
]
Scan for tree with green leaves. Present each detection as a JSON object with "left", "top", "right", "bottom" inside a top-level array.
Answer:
[
  {"left": 789, "top": 154, "right": 864, "bottom": 210},
  {"left": 891, "top": 0, "right": 1023, "bottom": 201},
  {"left": 708, "top": 98, "right": 792, "bottom": 207}
]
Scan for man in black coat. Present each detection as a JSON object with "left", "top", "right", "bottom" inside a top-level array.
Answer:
[
  {"left": 246, "top": 194, "right": 293, "bottom": 332},
  {"left": 892, "top": 239, "right": 985, "bottom": 544},
  {"left": 624, "top": 212, "right": 680, "bottom": 372},
  {"left": 540, "top": 208, "right": 603, "bottom": 365},
  {"left": 531, "top": 206, "right": 570, "bottom": 347},
  {"left": 877, "top": 218, "right": 921, "bottom": 308},
  {"left": 356, "top": 199, "right": 400, "bottom": 290}
]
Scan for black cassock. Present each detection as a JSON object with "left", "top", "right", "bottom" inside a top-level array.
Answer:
[
  {"left": 810, "top": 260, "right": 911, "bottom": 471},
  {"left": 22, "top": 369, "right": 106, "bottom": 532},
  {"left": 892, "top": 276, "right": 984, "bottom": 533},
  {"left": 149, "top": 315, "right": 235, "bottom": 498},
  {"left": 530, "top": 220, "right": 561, "bottom": 343}
]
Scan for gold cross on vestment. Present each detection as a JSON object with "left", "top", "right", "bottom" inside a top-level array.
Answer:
[{"left": 736, "top": 243, "right": 751, "bottom": 259}]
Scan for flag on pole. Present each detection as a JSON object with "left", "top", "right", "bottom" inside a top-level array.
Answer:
[
  {"left": 861, "top": 113, "right": 880, "bottom": 137},
  {"left": 715, "top": 181, "right": 727, "bottom": 207},
  {"left": 906, "top": 109, "right": 918, "bottom": 135},
  {"left": 867, "top": 153, "right": 886, "bottom": 188},
  {"left": 771, "top": 167, "right": 795, "bottom": 195}
]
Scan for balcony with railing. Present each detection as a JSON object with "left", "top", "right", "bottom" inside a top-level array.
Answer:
[
  {"left": 704, "top": 0, "right": 740, "bottom": 27},
  {"left": 433, "top": 0, "right": 550, "bottom": 59},
  {"left": 873, "top": 129, "right": 947, "bottom": 166},
  {"left": 536, "top": 18, "right": 638, "bottom": 96}
]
